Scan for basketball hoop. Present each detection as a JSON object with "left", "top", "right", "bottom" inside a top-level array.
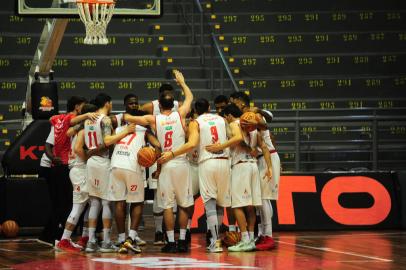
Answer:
[{"left": 76, "top": 0, "right": 115, "bottom": 45}]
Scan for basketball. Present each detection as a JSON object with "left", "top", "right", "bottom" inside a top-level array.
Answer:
[
  {"left": 2, "top": 220, "right": 19, "bottom": 238},
  {"left": 240, "top": 112, "right": 257, "bottom": 132},
  {"left": 137, "top": 147, "right": 157, "bottom": 168},
  {"left": 222, "top": 231, "right": 242, "bottom": 247}
]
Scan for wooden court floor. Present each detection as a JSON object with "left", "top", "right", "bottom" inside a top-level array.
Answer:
[{"left": 0, "top": 230, "right": 405, "bottom": 270}]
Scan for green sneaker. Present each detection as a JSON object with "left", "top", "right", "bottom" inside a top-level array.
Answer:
[{"left": 228, "top": 241, "right": 249, "bottom": 252}]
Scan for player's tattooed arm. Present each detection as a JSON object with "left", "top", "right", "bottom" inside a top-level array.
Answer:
[
  {"left": 102, "top": 116, "right": 135, "bottom": 146},
  {"left": 146, "top": 130, "right": 162, "bottom": 157},
  {"left": 66, "top": 123, "right": 83, "bottom": 137}
]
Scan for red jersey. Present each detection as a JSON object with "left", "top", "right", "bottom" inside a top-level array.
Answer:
[{"left": 50, "top": 113, "right": 75, "bottom": 165}]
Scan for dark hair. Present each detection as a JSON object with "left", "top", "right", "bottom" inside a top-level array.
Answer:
[
  {"left": 129, "top": 109, "right": 147, "bottom": 116},
  {"left": 159, "top": 83, "right": 174, "bottom": 94},
  {"left": 221, "top": 103, "right": 242, "bottom": 118},
  {"left": 194, "top": 98, "right": 210, "bottom": 115},
  {"left": 124, "top": 94, "right": 137, "bottom": 104},
  {"left": 81, "top": 103, "right": 98, "bottom": 114},
  {"left": 237, "top": 92, "right": 250, "bottom": 106},
  {"left": 94, "top": 93, "right": 112, "bottom": 109},
  {"left": 214, "top": 95, "right": 229, "bottom": 105},
  {"left": 229, "top": 91, "right": 243, "bottom": 100},
  {"left": 67, "top": 96, "right": 87, "bottom": 112},
  {"left": 158, "top": 93, "right": 174, "bottom": 110}
]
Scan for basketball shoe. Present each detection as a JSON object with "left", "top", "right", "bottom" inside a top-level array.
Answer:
[
  {"left": 55, "top": 239, "right": 81, "bottom": 252},
  {"left": 255, "top": 235, "right": 275, "bottom": 251}
]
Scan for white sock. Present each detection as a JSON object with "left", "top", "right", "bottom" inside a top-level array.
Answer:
[
  {"left": 207, "top": 215, "right": 218, "bottom": 241},
  {"left": 179, "top": 229, "right": 187, "bottom": 240},
  {"left": 118, "top": 233, "right": 126, "bottom": 243},
  {"left": 154, "top": 215, "right": 163, "bottom": 232},
  {"left": 264, "top": 224, "right": 273, "bottom": 237},
  {"left": 103, "top": 228, "right": 111, "bottom": 243},
  {"left": 82, "top": 227, "right": 89, "bottom": 237},
  {"left": 187, "top": 219, "right": 191, "bottom": 230},
  {"left": 166, "top": 230, "right": 175, "bottom": 243},
  {"left": 229, "top": 225, "right": 236, "bottom": 232},
  {"left": 249, "top": 231, "right": 255, "bottom": 240},
  {"left": 89, "top": 228, "right": 96, "bottom": 242},
  {"left": 242, "top": 231, "right": 249, "bottom": 242},
  {"left": 257, "top": 223, "right": 263, "bottom": 236},
  {"left": 129, "top": 230, "right": 138, "bottom": 240},
  {"left": 61, "top": 229, "right": 72, "bottom": 240}
]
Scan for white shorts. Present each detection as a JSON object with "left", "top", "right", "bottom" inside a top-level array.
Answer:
[
  {"left": 158, "top": 160, "right": 194, "bottom": 209},
  {"left": 231, "top": 162, "right": 262, "bottom": 208},
  {"left": 69, "top": 165, "right": 89, "bottom": 204},
  {"left": 109, "top": 168, "right": 145, "bottom": 203},
  {"left": 189, "top": 162, "right": 200, "bottom": 196},
  {"left": 148, "top": 162, "right": 158, "bottom": 189},
  {"left": 199, "top": 159, "right": 231, "bottom": 207},
  {"left": 86, "top": 156, "right": 111, "bottom": 200},
  {"left": 258, "top": 152, "right": 281, "bottom": 200}
]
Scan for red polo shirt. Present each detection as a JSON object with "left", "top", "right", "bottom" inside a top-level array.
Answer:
[{"left": 50, "top": 113, "right": 75, "bottom": 165}]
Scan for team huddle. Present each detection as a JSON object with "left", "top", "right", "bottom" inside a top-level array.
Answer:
[{"left": 46, "top": 70, "right": 280, "bottom": 254}]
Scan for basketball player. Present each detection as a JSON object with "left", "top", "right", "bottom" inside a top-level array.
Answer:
[
  {"left": 206, "top": 104, "right": 272, "bottom": 252},
  {"left": 124, "top": 69, "right": 194, "bottom": 253},
  {"left": 47, "top": 96, "right": 96, "bottom": 244},
  {"left": 214, "top": 95, "right": 229, "bottom": 114},
  {"left": 110, "top": 104, "right": 161, "bottom": 254},
  {"left": 56, "top": 104, "right": 99, "bottom": 252},
  {"left": 158, "top": 98, "right": 231, "bottom": 253},
  {"left": 233, "top": 93, "right": 280, "bottom": 250},
  {"left": 140, "top": 84, "right": 180, "bottom": 245},
  {"left": 84, "top": 93, "right": 134, "bottom": 253}
]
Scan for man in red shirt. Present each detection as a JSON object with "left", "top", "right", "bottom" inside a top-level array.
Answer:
[{"left": 42, "top": 96, "right": 97, "bottom": 244}]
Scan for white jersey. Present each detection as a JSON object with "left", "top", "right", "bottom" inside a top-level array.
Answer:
[
  {"left": 84, "top": 114, "right": 108, "bottom": 158},
  {"left": 155, "top": 112, "right": 186, "bottom": 161},
  {"left": 231, "top": 120, "right": 257, "bottom": 165},
  {"left": 111, "top": 125, "right": 147, "bottom": 172},
  {"left": 196, "top": 113, "right": 229, "bottom": 163},
  {"left": 152, "top": 99, "right": 179, "bottom": 115},
  {"left": 68, "top": 134, "right": 85, "bottom": 169},
  {"left": 259, "top": 129, "right": 276, "bottom": 151},
  {"left": 115, "top": 113, "right": 124, "bottom": 128}
]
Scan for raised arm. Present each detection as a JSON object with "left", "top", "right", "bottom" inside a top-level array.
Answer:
[
  {"left": 174, "top": 70, "right": 193, "bottom": 118},
  {"left": 157, "top": 120, "right": 199, "bottom": 164},
  {"left": 123, "top": 114, "right": 154, "bottom": 128},
  {"left": 206, "top": 121, "right": 243, "bottom": 153},
  {"left": 140, "top": 102, "right": 153, "bottom": 114}
]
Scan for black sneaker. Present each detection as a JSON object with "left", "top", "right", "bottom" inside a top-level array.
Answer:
[
  {"left": 154, "top": 231, "right": 165, "bottom": 245},
  {"left": 186, "top": 229, "right": 191, "bottom": 243},
  {"left": 177, "top": 240, "right": 188, "bottom": 253},
  {"left": 161, "top": 242, "right": 177, "bottom": 253}
]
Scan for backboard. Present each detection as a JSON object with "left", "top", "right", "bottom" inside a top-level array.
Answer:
[{"left": 17, "top": 0, "right": 162, "bottom": 17}]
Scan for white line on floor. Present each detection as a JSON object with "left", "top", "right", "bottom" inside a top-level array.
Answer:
[{"left": 276, "top": 240, "right": 393, "bottom": 262}]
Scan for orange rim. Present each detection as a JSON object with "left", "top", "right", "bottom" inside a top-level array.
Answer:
[{"left": 76, "top": 0, "right": 115, "bottom": 5}]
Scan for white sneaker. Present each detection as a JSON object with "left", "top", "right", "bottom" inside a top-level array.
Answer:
[
  {"left": 134, "top": 236, "right": 147, "bottom": 246},
  {"left": 207, "top": 239, "right": 223, "bottom": 253}
]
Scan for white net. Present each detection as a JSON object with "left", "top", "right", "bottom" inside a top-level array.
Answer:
[{"left": 76, "top": 0, "right": 115, "bottom": 45}]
